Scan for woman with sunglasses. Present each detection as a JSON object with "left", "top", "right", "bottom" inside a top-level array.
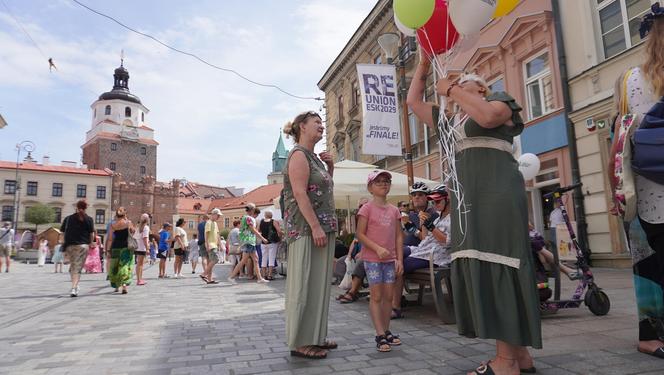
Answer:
[
  {"left": 408, "top": 57, "right": 541, "bottom": 375},
  {"left": 282, "top": 111, "right": 337, "bottom": 359}
]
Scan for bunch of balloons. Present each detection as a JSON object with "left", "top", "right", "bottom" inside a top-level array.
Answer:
[{"left": 393, "top": 0, "right": 520, "bottom": 56}]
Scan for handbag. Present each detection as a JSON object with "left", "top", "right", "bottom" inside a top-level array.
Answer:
[
  {"left": 613, "top": 69, "right": 638, "bottom": 221},
  {"left": 127, "top": 230, "right": 138, "bottom": 251},
  {"left": 339, "top": 256, "right": 356, "bottom": 290},
  {"left": 632, "top": 96, "right": 664, "bottom": 185}
]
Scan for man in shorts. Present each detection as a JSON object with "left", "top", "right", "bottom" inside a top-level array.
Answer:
[
  {"left": 0, "top": 221, "right": 14, "bottom": 273},
  {"left": 202, "top": 209, "right": 222, "bottom": 284},
  {"left": 197, "top": 214, "right": 209, "bottom": 271},
  {"left": 61, "top": 200, "right": 95, "bottom": 297}
]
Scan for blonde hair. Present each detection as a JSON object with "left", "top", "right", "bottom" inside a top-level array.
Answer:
[
  {"left": 642, "top": 17, "right": 664, "bottom": 97},
  {"left": 115, "top": 207, "right": 127, "bottom": 219},
  {"left": 283, "top": 111, "right": 321, "bottom": 143},
  {"left": 139, "top": 213, "right": 149, "bottom": 232}
]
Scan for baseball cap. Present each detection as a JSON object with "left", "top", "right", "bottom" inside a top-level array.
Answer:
[
  {"left": 162, "top": 222, "right": 171, "bottom": 228},
  {"left": 367, "top": 170, "right": 392, "bottom": 185},
  {"left": 210, "top": 208, "right": 222, "bottom": 216}
]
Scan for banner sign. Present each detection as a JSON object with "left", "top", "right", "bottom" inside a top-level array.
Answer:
[{"left": 356, "top": 64, "right": 403, "bottom": 156}]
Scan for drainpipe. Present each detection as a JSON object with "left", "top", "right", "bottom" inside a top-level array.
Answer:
[{"left": 551, "top": 0, "right": 591, "bottom": 262}]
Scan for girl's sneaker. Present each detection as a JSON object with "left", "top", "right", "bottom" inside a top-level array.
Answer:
[{"left": 137, "top": 280, "right": 146, "bottom": 286}]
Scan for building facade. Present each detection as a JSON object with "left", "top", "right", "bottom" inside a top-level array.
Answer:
[
  {"left": 559, "top": 0, "right": 654, "bottom": 266},
  {"left": 318, "top": 0, "right": 443, "bottom": 183},
  {"left": 0, "top": 159, "right": 113, "bottom": 234},
  {"left": 210, "top": 183, "right": 284, "bottom": 230}
]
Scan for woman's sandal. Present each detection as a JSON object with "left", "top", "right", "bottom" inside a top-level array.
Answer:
[
  {"left": 390, "top": 308, "right": 404, "bottom": 319},
  {"left": 638, "top": 346, "right": 664, "bottom": 359},
  {"left": 472, "top": 361, "right": 496, "bottom": 375},
  {"left": 316, "top": 339, "right": 338, "bottom": 350},
  {"left": 290, "top": 345, "right": 327, "bottom": 359},
  {"left": 375, "top": 335, "right": 391, "bottom": 352},
  {"left": 521, "top": 367, "right": 537, "bottom": 373},
  {"left": 337, "top": 292, "right": 358, "bottom": 304},
  {"left": 384, "top": 330, "right": 401, "bottom": 346}
]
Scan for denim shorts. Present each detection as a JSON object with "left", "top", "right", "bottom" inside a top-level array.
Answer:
[
  {"left": 242, "top": 244, "right": 257, "bottom": 253},
  {"left": 364, "top": 261, "right": 396, "bottom": 286}
]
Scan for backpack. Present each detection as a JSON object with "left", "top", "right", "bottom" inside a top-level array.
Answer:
[{"left": 632, "top": 96, "right": 664, "bottom": 185}]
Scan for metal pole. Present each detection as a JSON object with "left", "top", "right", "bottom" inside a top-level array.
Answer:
[
  {"left": 551, "top": 0, "right": 591, "bottom": 262},
  {"left": 399, "top": 60, "right": 415, "bottom": 188},
  {"left": 13, "top": 141, "right": 35, "bottom": 238}
]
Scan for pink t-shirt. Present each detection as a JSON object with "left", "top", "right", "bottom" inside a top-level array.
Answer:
[{"left": 357, "top": 201, "right": 401, "bottom": 263}]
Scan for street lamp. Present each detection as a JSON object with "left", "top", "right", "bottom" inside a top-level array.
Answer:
[
  {"left": 13, "top": 141, "right": 36, "bottom": 236},
  {"left": 378, "top": 32, "right": 415, "bottom": 189}
]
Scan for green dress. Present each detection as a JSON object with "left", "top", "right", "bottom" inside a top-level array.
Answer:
[
  {"left": 434, "top": 92, "right": 542, "bottom": 349},
  {"left": 283, "top": 145, "right": 337, "bottom": 350}
]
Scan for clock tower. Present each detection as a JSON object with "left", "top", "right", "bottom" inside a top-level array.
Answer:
[{"left": 82, "top": 60, "right": 158, "bottom": 182}]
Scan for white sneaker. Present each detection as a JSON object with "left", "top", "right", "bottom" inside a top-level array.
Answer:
[
  {"left": 257, "top": 278, "right": 269, "bottom": 284},
  {"left": 70, "top": 288, "right": 78, "bottom": 297},
  {"left": 227, "top": 277, "right": 237, "bottom": 284}
]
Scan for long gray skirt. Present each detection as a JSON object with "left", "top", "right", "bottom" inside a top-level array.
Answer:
[{"left": 285, "top": 233, "right": 335, "bottom": 349}]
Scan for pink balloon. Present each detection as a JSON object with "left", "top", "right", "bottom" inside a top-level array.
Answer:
[{"left": 416, "top": 0, "right": 460, "bottom": 56}]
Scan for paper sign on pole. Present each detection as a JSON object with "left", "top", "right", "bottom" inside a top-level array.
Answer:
[{"left": 356, "top": 64, "right": 403, "bottom": 156}]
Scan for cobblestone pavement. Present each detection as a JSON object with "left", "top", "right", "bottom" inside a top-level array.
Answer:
[{"left": 0, "top": 261, "right": 661, "bottom": 375}]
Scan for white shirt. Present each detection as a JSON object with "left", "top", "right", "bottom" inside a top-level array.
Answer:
[
  {"left": 0, "top": 227, "right": 13, "bottom": 246},
  {"left": 173, "top": 226, "right": 188, "bottom": 249},
  {"left": 549, "top": 208, "right": 565, "bottom": 228},
  {"left": 408, "top": 214, "right": 451, "bottom": 266},
  {"left": 627, "top": 67, "right": 664, "bottom": 224},
  {"left": 134, "top": 225, "right": 150, "bottom": 252}
]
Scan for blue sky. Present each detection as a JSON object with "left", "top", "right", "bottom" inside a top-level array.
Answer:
[{"left": 0, "top": 0, "right": 376, "bottom": 191}]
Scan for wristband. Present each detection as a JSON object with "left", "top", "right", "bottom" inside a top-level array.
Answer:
[{"left": 445, "top": 83, "right": 458, "bottom": 97}]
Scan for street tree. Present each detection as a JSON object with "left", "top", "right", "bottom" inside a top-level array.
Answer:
[{"left": 24, "top": 204, "right": 55, "bottom": 231}]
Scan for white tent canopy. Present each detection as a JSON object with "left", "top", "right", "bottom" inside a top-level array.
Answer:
[{"left": 333, "top": 160, "right": 439, "bottom": 231}]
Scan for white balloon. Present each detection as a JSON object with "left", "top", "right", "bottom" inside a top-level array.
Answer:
[
  {"left": 394, "top": 13, "right": 417, "bottom": 37},
  {"left": 448, "top": 0, "right": 496, "bottom": 36},
  {"left": 518, "top": 153, "right": 540, "bottom": 180}
]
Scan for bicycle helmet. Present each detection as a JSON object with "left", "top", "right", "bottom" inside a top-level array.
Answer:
[
  {"left": 428, "top": 183, "right": 449, "bottom": 201},
  {"left": 410, "top": 181, "right": 430, "bottom": 195}
]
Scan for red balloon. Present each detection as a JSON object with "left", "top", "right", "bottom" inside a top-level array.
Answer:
[{"left": 416, "top": 0, "right": 460, "bottom": 56}]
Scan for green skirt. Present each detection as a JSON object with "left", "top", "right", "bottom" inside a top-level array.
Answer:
[
  {"left": 285, "top": 233, "right": 335, "bottom": 350},
  {"left": 451, "top": 147, "right": 542, "bottom": 349},
  {"left": 109, "top": 247, "right": 133, "bottom": 288}
]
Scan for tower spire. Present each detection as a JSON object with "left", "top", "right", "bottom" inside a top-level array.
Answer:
[{"left": 120, "top": 49, "right": 124, "bottom": 67}]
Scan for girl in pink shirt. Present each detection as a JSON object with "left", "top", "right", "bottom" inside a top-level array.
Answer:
[{"left": 356, "top": 170, "right": 404, "bottom": 352}]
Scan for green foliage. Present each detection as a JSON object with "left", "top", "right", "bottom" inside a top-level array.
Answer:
[
  {"left": 25, "top": 204, "right": 55, "bottom": 229},
  {"left": 219, "top": 228, "right": 230, "bottom": 240}
]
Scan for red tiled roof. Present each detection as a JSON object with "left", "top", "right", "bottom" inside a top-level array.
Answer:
[
  {"left": 0, "top": 161, "right": 113, "bottom": 176},
  {"left": 210, "top": 184, "right": 283, "bottom": 210},
  {"left": 177, "top": 197, "right": 211, "bottom": 214},
  {"left": 179, "top": 182, "right": 236, "bottom": 199},
  {"left": 82, "top": 132, "right": 159, "bottom": 146}
]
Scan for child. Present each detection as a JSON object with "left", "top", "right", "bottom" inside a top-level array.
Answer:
[
  {"left": 356, "top": 170, "right": 403, "bottom": 352},
  {"left": 52, "top": 241, "right": 65, "bottom": 273}
]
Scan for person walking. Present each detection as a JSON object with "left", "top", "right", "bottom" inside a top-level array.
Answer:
[
  {"left": 202, "top": 209, "right": 222, "bottom": 284},
  {"left": 259, "top": 210, "right": 282, "bottom": 280},
  {"left": 60, "top": 200, "right": 96, "bottom": 297},
  {"left": 0, "top": 221, "right": 14, "bottom": 273},
  {"left": 196, "top": 215, "right": 208, "bottom": 273},
  {"left": 227, "top": 220, "right": 243, "bottom": 273},
  {"left": 408, "top": 58, "right": 542, "bottom": 374},
  {"left": 227, "top": 204, "right": 268, "bottom": 284},
  {"left": 52, "top": 240, "right": 65, "bottom": 273},
  {"left": 133, "top": 213, "right": 150, "bottom": 285},
  {"left": 282, "top": 111, "right": 338, "bottom": 359},
  {"left": 172, "top": 218, "right": 188, "bottom": 278},
  {"left": 219, "top": 235, "right": 227, "bottom": 264},
  {"left": 157, "top": 223, "right": 171, "bottom": 278},
  {"left": 106, "top": 207, "right": 134, "bottom": 294},
  {"left": 356, "top": 170, "right": 403, "bottom": 352},
  {"left": 83, "top": 236, "right": 102, "bottom": 273},
  {"left": 610, "top": 4, "right": 664, "bottom": 359},
  {"left": 37, "top": 238, "right": 48, "bottom": 267},
  {"left": 189, "top": 234, "right": 200, "bottom": 274}
]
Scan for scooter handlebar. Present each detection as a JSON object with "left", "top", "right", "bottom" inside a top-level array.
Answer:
[{"left": 543, "top": 182, "right": 583, "bottom": 199}]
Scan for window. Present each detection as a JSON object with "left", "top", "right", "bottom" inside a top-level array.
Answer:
[
  {"left": 52, "top": 183, "right": 63, "bottom": 197},
  {"left": 489, "top": 77, "right": 505, "bottom": 93},
  {"left": 141, "top": 112, "right": 144, "bottom": 122},
  {"left": 4, "top": 180, "right": 16, "bottom": 194},
  {"left": 125, "top": 106, "right": 131, "bottom": 117},
  {"left": 188, "top": 220, "right": 195, "bottom": 229},
  {"left": 109, "top": 162, "right": 116, "bottom": 171},
  {"left": 95, "top": 209, "right": 105, "bottom": 224},
  {"left": 140, "top": 147, "right": 146, "bottom": 155},
  {"left": 140, "top": 166, "right": 146, "bottom": 175},
  {"left": 105, "top": 105, "right": 111, "bottom": 115},
  {"left": 224, "top": 217, "right": 230, "bottom": 228},
  {"left": 524, "top": 52, "right": 554, "bottom": 120},
  {"left": 597, "top": 0, "right": 650, "bottom": 58},
  {"left": 26, "top": 181, "right": 38, "bottom": 196},
  {"left": 96, "top": 186, "right": 106, "bottom": 199},
  {"left": 76, "top": 184, "right": 86, "bottom": 198},
  {"left": 111, "top": 143, "right": 117, "bottom": 151},
  {"left": 1, "top": 206, "right": 13, "bottom": 221},
  {"left": 351, "top": 80, "right": 360, "bottom": 107},
  {"left": 53, "top": 207, "right": 62, "bottom": 223}
]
